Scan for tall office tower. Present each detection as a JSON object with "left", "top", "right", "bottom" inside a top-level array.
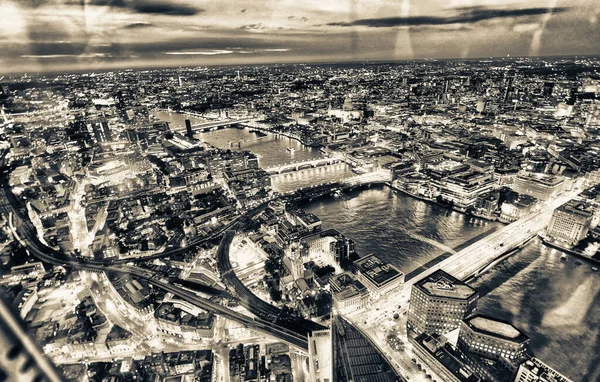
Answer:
[
  {"left": 504, "top": 77, "right": 512, "bottom": 103},
  {"left": 407, "top": 270, "right": 479, "bottom": 336},
  {"left": 0, "top": 83, "right": 9, "bottom": 99},
  {"left": 546, "top": 200, "right": 593, "bottom": 245},
  {"left": 330, "top": 235, "right": 356, "bottom": 266},
  {"left": 90, "top": 116, "right": 112, "bottom": 143},
  {"left": 185, "top": 119, "right": 194, "bottom": 139},
  {"left": 566, "top": 87, "right": 577, "bottom": 105},
  {"left": 476, "top": 97, "right": 487, "bottom": 114}
]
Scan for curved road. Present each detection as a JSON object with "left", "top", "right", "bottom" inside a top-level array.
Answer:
[
  {"left": 217, "top": 231, "right": 327, "bottom": 336},
  {"left": 0, "top": 163, "right": 310, "bottom": 350}
]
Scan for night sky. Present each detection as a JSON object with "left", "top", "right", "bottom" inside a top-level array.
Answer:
[{"left": 1, "top": 0, "right": 599, "bottom": 73}]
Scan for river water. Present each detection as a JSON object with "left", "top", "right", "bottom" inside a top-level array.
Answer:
[
  {"left": 304, "top": 188, "right": 600, "bottom": 381},
  {"left": 154, "top": 111, "right": 599, "bottom": 381}
]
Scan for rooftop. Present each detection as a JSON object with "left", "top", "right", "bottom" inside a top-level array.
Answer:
[
  {"left": 464, "top": 315, "right": 528, "bottom": 342},
  {"left": 415, "top": 270, "right": 477, "bottom": 300},
  {"left": 470, "top": 317, "right": 520, "bottom": 339},
  {"left": 353, "top": 253, "right": 404, "bottom": 288}
]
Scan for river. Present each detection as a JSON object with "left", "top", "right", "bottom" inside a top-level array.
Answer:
[
  {"left": 152, "top": 109, "right": 356, "bottom": 191},
  {"left": 304, "top": 188, "right": 599, "bottom": 381},
  {"left": 153, "top": 110, "right": 599, "bottom": 381}
]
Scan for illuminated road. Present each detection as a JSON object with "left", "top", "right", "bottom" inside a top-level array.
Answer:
[
  {"left": 0, "top": 172, "right": 310, "bottom": 351},
  {"left": 217, "top": 231, "right": 327, "bottom": 336}
]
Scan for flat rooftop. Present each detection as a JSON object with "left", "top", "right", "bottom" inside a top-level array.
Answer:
[
  {"left": 464, "top": 315, "right": 528, "bottom": 342},
  {"left": 415, "top": 269, "right": 477, "bottom": 300},
  {"left": 353, "top": 253, "right": 404, "bottom": 288},
  {"left": 516, "top": 172, "right": 564, "bottom": 186},
  {"left": 470, "top": 317, "right": 520, "bottom": 338}
]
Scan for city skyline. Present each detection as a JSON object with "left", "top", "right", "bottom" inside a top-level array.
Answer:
[{"left": 1, "top": 0, "right": 600, "bottom": 74}]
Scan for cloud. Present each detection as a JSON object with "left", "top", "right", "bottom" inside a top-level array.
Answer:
[
  {"left": 128, "top": 2, "right": 202, "bottom": 16},
  {"left": 20, "top": 0, "right": 203, "bottom": 16},
  {"left": 21, "top": 52, "right": 111, "bottom": 58},
  {"left": 164, "top": 50, "right": 234, "bottom": 55},
  {"left": 122, "top": 22, "right": 154, "bottom": 29},
  {"left": 239, "top": 23, "right": 265, "bottom": 31},
  {"left": 327, "top": 6, "right": 569, "bottom": 28}
]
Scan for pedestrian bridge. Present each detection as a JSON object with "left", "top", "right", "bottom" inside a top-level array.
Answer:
[{"left": 265, "top": 157, "right": 346, "bottom": 174}]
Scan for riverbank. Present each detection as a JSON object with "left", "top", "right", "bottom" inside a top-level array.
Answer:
[
  {"left": 385, "top": 182, "right": 501, "bottom": 223},
  {"left": 540, "top": 238, "right": 600, "bottom": 266},
  {"left": 241, "top": 123, "right": 311, "bottom": 146}
]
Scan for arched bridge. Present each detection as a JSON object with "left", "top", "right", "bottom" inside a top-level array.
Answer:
[{"left": 265, "top": 157, "right": 346, "bottom": 174}]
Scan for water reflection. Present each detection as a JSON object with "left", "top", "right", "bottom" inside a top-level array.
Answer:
[{"left": 472, "top": 239, "right": 600, "bottom": 381}]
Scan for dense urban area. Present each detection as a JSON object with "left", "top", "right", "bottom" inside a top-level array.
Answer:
[{"left": 1, "top": 57, "right": 600, "bottom": 382}]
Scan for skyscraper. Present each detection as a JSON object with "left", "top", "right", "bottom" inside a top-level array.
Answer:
[
  {"left": 185, "top": 119, "right": 194, "bottom": 139},
  {"left": 407, "top": 269, "right": 479, "bottom": 336}
]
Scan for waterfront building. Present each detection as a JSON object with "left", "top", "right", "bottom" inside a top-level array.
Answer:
[
  {"left": 437, "top": 170, "right": 496, "bottom": 209},
  {"left": 546, "top": 200, "right": 593, "bottom": 245},
  {"left": 514, "top": 358, "right": 573, "bottom": 382},
  {"left": 352, "top": 253, "right": 404, "bottom": 300},
  {"left": 407, "top": 270, "right": 479, "bottom": 336},
  {"left": 409, "top": 332, "right": 480, "bottom": 382},
  {"left": 329, "top": 273, "right": 369, "bottom": 314},
  {"left": 307, "top": 329, "right": 333, "bottom": 382},
  {"left": 500, "top": 195, "right": 537, "bottom": 223},
  {"left": 458, "top": 315, "right": 529, "bottom": 362},
  {"left": 512, "top": 173, "right": 564, "bottom": 201},
  {"left": 457, "top": 315, "right": 529, "bottom": 381},
  {"left": 207, "top": 151, "right": 259, "bottom": 178}
]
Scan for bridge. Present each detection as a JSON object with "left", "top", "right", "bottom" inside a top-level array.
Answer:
[
  {"left": 276, "top": 170, "right": 393, "bottom": 197},
  {"left": 265, "top": 156, "right": 347, "bottom": 174},
  {"left": 170, "top": 118, "right": 252, "bottom": 133}
]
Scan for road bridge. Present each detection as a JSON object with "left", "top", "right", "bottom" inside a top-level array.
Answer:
[
  {"left": 265, "top": 157, "right": 346, "bottom": 174},
  {"left": 170, "top": 118, "right": 252, "bottom": 133}
]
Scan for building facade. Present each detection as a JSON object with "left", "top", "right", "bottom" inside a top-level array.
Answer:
[
  {"left": 407, "top": 270, "right": 479, "bottom": 336},
  {"left": 546, "top": 201, "right": 593, "bottom": 245}
]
